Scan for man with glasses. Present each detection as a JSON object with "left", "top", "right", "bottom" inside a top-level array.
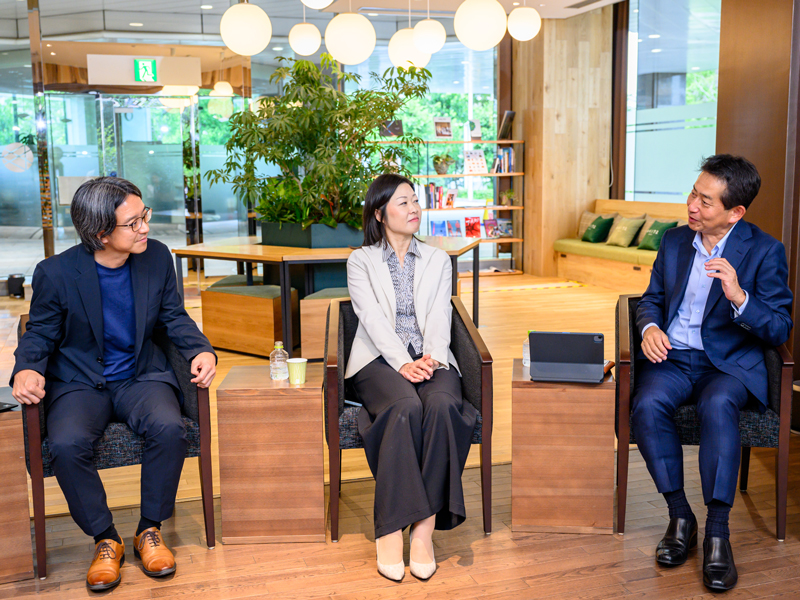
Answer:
[{"left": 11, "top": 177, "right": 216, "bottom": 591}]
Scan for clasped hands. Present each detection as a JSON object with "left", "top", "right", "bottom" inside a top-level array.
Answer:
[
  {"left": 641, "top": 257, "right": 747, "bottom": 364},
  {"left": 399, "top": 354, "right": 440, "bottom": 383}
]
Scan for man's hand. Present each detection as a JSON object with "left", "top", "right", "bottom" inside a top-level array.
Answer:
[
  {"left": 190, "top": 352, "right": 216, "bottom": 388},
  {"left": 705, "top": 258, "right": 747, "bottom": 307},
  {"left": 642, "top": 326, "right": 672, "bottom": 363},
  {"left": 12, "top": 369, "right": 46, "bottom": 405},
  {"left": 399, "top": 354, "right": 436, "bottom": 383}
]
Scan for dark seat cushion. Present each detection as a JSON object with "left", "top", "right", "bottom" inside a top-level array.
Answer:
[{"left": 35, "top": 418, "right": 201, "bottom": 478}]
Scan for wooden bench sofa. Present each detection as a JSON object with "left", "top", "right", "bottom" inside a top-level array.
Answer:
[{"left": 554, "top": 199, "right": 687, "bottom": 292}]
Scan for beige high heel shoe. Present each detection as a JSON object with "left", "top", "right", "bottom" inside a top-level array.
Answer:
[
  {"left": 409, "top": 527, "right": 436, "bottom": 580},
  {"left": 376, "top": 536, "right": 405, "bottom": 581}
]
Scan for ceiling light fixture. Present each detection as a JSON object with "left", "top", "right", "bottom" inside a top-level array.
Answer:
[
  {"left": 220, "top": 1, "right": 272, "bottom": 56},
  {"left": 200, "top": 4, "right": 213, "bottom": 8},
  {"left": 129, "top": 23, "right": 144, "bottom": 27},
  {"left": 289, "top": 4, "right": 322, "bottom": 56},
  {"left": 301, "top": 0, "right": 334, "bottom": 8},
  {"left": 413, "top": 0, "right": 446, "bottom": 55},
  {"left": 389, "top": 0, "right": 432, "bottom": 69},
  {"left": 651, "top": 48, "right": 661, "bottom": 53},
  {"left": 648, "top": 34, "right": 660, "bottom": 39},
  {"left": 508, "top": 0, "right": 542, "bottom": 42},
  {"left": 454, "top": 0, "right": 507, "bottom": 52},
  {"left": 325, "top": 2, "right": 376, "bottom": 65}
]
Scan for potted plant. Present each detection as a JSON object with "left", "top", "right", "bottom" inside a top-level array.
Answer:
[
  {"left": 432, "top": 154, "right": 455, "bottom": 175},
  {"left": 206, "top": 54, "right": 431, "bottom": 248},
  {"left": 499, "top": 188, "right": 516, "bottom": 205}
]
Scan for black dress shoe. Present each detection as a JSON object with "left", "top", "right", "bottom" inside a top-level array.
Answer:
[
  {"left": 703, "top": 536, "right": 738, "bottom": 591},
  {"left": 655, "top": 517, "right": 698, "bottom": 566}
]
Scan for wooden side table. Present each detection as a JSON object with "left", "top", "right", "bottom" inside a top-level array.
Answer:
[
  {"left": 511, "top": 359, "right": 615, "bottom": 536},
  {"left": 217, "top": 364, "right": 325, "bottom": 543},
  {"left": 0, "top": 410, "right": 35, "bottom": 583}
]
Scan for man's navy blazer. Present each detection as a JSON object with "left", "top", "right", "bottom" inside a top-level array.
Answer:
[
  {"left": 11, "top": 239, "right": 215, "bottom": 408},
  {"left": 636, "top": 221, "right": 793, "bottom": 406}
]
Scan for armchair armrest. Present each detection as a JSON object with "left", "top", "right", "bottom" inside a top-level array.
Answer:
[
  {"left": 617, "top": 294, "right": 640, "bottom": 365},
  {"left": 450, "top": 297, "right": 493, "bottom": 432},
  {"left": 324, "top": 299, "right": 342, "bottom": 447}
]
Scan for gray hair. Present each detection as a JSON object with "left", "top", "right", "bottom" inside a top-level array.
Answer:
[{"left": 71, "top": 177, "right": 143, "bottom": 252}]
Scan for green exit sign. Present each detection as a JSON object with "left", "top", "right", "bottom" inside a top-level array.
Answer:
[{"left": 134, "top": 59, "right": 157, "bottom": 83}]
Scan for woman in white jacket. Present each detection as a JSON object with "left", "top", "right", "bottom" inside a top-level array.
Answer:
[{"left": 345, "top": 174, "right": 477, "bottom": 582}]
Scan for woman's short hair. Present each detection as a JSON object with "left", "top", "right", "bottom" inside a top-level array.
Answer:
[
  {"left": 361, "top": 173, "right": 415, "bottom": 247},
  {"left": 71, "top": 176, "right": 143, "bottom": 252}
]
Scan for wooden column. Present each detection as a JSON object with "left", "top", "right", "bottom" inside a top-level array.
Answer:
[
  {"left": 611, "top": 1, "right": 629, "bottom": 201},
  {"left": 513, "top": 7, "right": 613, "bottom": 277}
]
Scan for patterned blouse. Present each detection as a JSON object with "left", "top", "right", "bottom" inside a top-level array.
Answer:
[{"left": 382, "top": 238, "right": 424, "bottom": 354}]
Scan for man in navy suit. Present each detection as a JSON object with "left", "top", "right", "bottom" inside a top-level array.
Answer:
[
  {"left": 632, "top": 155, "right": 792, "bottom": 591},
  {"left": 11, "top": 177, "right": 217, "bottom": 591}
]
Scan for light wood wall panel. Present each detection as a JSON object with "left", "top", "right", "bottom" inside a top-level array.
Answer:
[{"left": 514, "top": 7, "right": 613, "bottom": 276}]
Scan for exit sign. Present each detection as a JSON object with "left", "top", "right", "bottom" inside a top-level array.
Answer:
[{"left": 134, "top": 59, "right": 157, "bottom": 83}]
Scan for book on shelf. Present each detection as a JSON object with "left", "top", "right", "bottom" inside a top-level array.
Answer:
[
  {"left": 433, "top": 117, "right": 452, "bottom": 139},
  {"left": 491, "top": 147, "right": 516, "bottom": 173},
  {"left": 430, "top": 220, "right": 447, "bottom": 236},
  {"left": 496, "top": 218, "right": 513, "bottom": 237},
  {"left": 465, "top": 216, "right": 481, "bottom": 238},
  {"left": 444, "top": 189, "right": 457, "bottom": 208},
  {"left": 446, "top": 220, "right": 462, "bottom": 237},
  {"left": 484, "top": 218, "right": 498, "bottom": 238},
  {"left": 415, "top": 183, "right": 427, "bottom": 209},
  {"left": 463, "top": 149, "right": 488, "bottom": 174},
  {"left": 497, "top": 110, "right": 515, "bottom": 140},
  {"left": 379, "top": 119, "right": 403, "bottom": 137}
]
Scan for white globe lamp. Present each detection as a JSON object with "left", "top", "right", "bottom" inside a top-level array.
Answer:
[
  {"left": 413, "top": 18, "right": 446, "bottom": 54},
  {"left": 454, "top": 0, "right": 507, "bottom": 52},
  {"left": 507, "top": 6, "right": 542, "bottom": 41},
  {"left": 301, "top": 0, "right": 333, "bottom": 8},
  {"left": 388, "top": 28, "right": 431, "bottom": 69},
  {"left": 324, "top": 13, "right": 376, "bottom": 65},
  {"left": 289, "top": 22, "right": 322, "bottom": 56},
  {"left": 220, "top": 2, "right": 272, "bottom": 56},
  {"left": 210, "top": 81, "right": 234, "bottom": 96}
]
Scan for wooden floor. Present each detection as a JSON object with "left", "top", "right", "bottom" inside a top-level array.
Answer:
[{"left": 2, "top": 273, "right": 800, "bottom": 598}]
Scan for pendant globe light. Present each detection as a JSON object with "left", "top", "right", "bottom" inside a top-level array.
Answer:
[
  {"left": 289, "top": 4, "right": 322, "bottom": 56},
  {"left": 413, "top": 0, "right": 446, "bottom": 54},
  {"left": 325, "top": 8, "right": 376, "bottom": 65},
  {"left": 389, "top": 1, "right": 431, "bottom": 69},
  {"left": 300, "top": 0, "right": 333, "bottom": 8},
  {"left": 220, "top": 1, "right": 272, "bottom": 57},
  {"left": 454, "top": 0, "right": 507, "bottom": 52},
  {"left": 507, "top": 2, "right": 541, "bottom": 42},
  {"left": 211, "top": 81, "right": 234, "bottom": 96}
]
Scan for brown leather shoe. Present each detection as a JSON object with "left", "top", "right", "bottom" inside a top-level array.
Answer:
[
  {"left": 133, "top": 527, "right": 176, "bottom": 577},
  {"left": 86, "top": 539, "right": 125, "bottom": 591}
]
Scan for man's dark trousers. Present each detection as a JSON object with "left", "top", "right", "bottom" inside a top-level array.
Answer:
[
  {"left": 631, "top": 349, "right": 750, "bottom": 506},
  {"left": 45, "top": 378, "right": 187, "bottom": 537}
]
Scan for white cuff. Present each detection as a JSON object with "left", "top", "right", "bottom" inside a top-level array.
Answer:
[
  {"left": 642, "top": 322, "right": 658, "bottom": 338},
  {"left": 732, "top": 290, "right": 749, "bottom": 317}
]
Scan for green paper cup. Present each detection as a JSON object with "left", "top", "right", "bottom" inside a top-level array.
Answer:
[{"left": 287, "top": 358, "right": 308, "bottom": 384}]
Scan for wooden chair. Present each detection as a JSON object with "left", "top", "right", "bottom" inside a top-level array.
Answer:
[
  {"left": 18, "top": 315, "right": 215, "bottom": 579},
  {"left": 615, "top": 295, "right": 793, "bottom": 540},
  {"left": 324, "top": 297, "right": 493, "bottom": 542}
]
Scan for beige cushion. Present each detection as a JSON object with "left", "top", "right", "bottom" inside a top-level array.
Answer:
[
  {"left": 577, "top": 211, "right": 619, "bottom": 239},
  {"left": 606, "top": 217, "right": 647, "bottom": 247}
]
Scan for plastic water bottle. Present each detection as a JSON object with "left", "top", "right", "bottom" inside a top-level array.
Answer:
[
  {"left": 522, "top": 337, "right": 530, "bottom": 367},
  {"left": 270, "top": 341, "right": 289, "bottom": 380}
]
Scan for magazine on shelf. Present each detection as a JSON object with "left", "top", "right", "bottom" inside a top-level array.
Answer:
[
  {"left": 484, "top": 218, "right": 498, "bottom": 238},
  {"left": 496, "top": 218, "right": 513, "bottom": 237},
  {"left": 379, "top": 119, "right": 403, "bottom": 137},
  {"left": 465, "top": 216, "right": 481, "bottom": 238},
  {"left": 463, "top": 150, "right": 488, "bottom": 174},
  {"left": 444, "top": 189, "right": 457, "bottom": 208},
  {"left": 497, "top": 110, "right": 515, "bottom": 140},
  {"left": 430, "top": 221, "right": 447, "bottom": 236},
  {"left": 469, "top": 119, "right": 482, "bottom": 141},
  {"left": 433, "top": 117, "right": 452, "bottom": 139},
  {"left": 446, "top": 220, "right": 463, "bottom": 237}
]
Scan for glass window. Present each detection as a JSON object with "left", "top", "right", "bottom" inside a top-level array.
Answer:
[{"left": 626, "top": 0, "right": 721, "bottom": 202}]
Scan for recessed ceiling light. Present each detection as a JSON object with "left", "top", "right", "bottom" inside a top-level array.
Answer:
[
  {"left": 130, "top": 22, "right": 144, "bottom": 27},
  {"left": 46, "top": 44, "right": 51, "bottom": 47},
  {"left": 461, "top": 60, "right": 469, "bottom": 64},
  {"left": 637, "top": 39, "right": 643, "bottom": 43},
  {"left": 513, "top": 2, "right": 519, "bottom": 5},
  {"left": 648, "top": 34, "right": 660, "bottom": 39},
  {"left": 50, "top": 52, "right": 56, "bottom": 55},
  {"left": 24, "top": 64, "right": 30, "bottom": 67},
  {"left": 651, "top": 49, "right": 661, "bottom": 53},
  {"left": 368, "top": 13, "right": 378, "bottom": 16},
  {"left": 633, "top": 8, "right": 639, "bottom": 12},
  {"left": 453, "top": 80, "right": 459, "bottom": 84},
  {"left": 200, "top": 4, "right": 213, "bottom": 8},
  {"left": 691, "top": 66, "right": 700, "bottom": 70},
  {"left": 272, "top": 46, "right": 284, "bottom": 51}
]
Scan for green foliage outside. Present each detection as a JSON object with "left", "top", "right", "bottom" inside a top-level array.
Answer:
[
  {"left": 686, "top": 69, "right": 718, "bottom": 105},
  {"left": 206, "top": 54, "right": 431, "bottom": 230}
]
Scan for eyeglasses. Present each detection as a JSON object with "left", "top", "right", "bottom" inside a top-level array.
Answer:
[{"left": 115, "top": 207, "right": 152, "bottom": 232}]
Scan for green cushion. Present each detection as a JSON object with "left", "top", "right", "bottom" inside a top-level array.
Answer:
[
  {"left": 204, "top": 285, "right": 283, "bottom": 299},
  {"left": 304, "top": 287, "right": 350, "bottom": 300},
  {"left": 582, "top": 216, "right": 615, "bottom": 243},
  {"left": 638, "top": 220, "right": 678, "bottom": 251},
  {"left": 606, "top": 217, "right": 646, "bottom": 247},
  {"left": 553, "top": 238, "right": 658, "bottom": 266},
  {"left": 209, "top": 275, "right": 264, "bottom": 288},
  {"left": 577, "top": 211, "right": 618, "bottom": 238}
]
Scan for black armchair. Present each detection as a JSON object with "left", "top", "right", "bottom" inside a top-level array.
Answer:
[
  {"left": 18, "top": 316, "right": 215, "bottom": 579},
  {"left": 615, "top": 295, "right": 793, "bottom": 540},
  {"left": 324, "top": 297, "right": 493, "bottom": 542}
]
